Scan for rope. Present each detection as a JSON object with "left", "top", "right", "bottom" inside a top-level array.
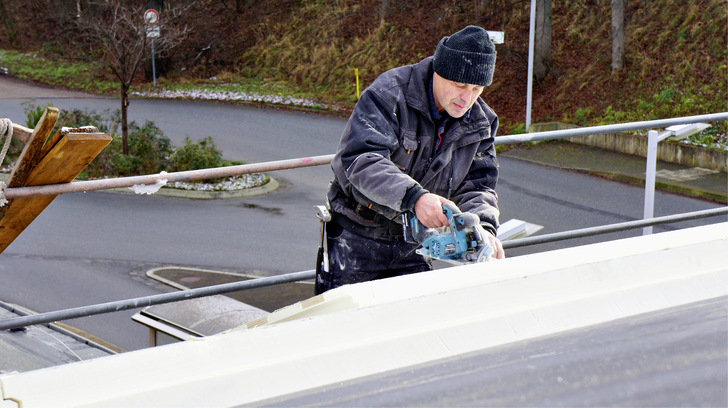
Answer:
[{"left": 0, "top": 118, "right": 14, "bottom": 207}]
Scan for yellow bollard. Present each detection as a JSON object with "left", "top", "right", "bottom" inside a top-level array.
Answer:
[{"left": 355, "top": 68, "right": 361, "bottom": 100}]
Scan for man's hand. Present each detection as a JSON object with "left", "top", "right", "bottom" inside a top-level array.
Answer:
[
  {"left": 414, "top": 193, "right": 457, "bottom": 228},
  {"left": 483, "top": 230, "right": 505, "bottom": 259}
]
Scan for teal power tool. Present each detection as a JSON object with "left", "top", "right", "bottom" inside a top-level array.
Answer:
[{"left": 402, "top": 203, "right": 494, "bottom": 264}]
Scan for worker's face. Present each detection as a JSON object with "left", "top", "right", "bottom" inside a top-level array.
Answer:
[{"left": 432, "top": 72, "right": 484, "bottom": 118}]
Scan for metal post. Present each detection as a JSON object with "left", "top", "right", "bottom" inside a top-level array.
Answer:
[
  {"left": 643, "top": 130, "right": 672, "bottom": 235},
  {"left": 643, "top": 130, "right": 658, "bottom": 234},
  {"left": 525, "top": 0, "right": 536, "bottom": 131},
  {"left": 151, "top": 38, "right": 157, "bottom": 88}
]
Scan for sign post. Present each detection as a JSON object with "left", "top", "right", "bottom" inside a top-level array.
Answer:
[{"left": 144, "top": 9, "right": 160, "bottom": 87}]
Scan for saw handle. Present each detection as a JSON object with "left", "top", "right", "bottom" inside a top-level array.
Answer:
[{"left": 442, "top": 203, "right": 479, "bottom": 231}]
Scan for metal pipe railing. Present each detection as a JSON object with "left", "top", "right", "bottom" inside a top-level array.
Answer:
[
  {"left": 3, "top": 113, "right": 725, "bottom": 199},
  {"left": 0, "top": 270, "right": 316, "bottom": 332},
  {"left": 502, "top": 207, "right": 728, "bottom": 249},
  {"left": 0, "top": 114, "right": 725, "bottom": 332},
  {"left": 4, "top": 155, "right": 335, "bottom": 199},
  {"left": 1, "top": 208, "right": 725, "bottom": 332},
  {"left": 0, "top": 299, "right": 119, "bottom": 355},
  {"left": 494, "top": 112, "right": 728, "bottom": 145}
]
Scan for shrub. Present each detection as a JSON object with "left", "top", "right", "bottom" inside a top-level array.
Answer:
[
  {"left": 167, "top": 136, "right": 236, "bottom": 183},
  {"left": 167, "top": 136, "right": 222, "bottom": 172},
  {"left": 81, "top": 120, "right": 172, "bottom": 178},
  {"left": 14, "top": 105, "right": 263, "bottom": 187},
  {"left": 127, "top": 121, "right": 173, "bottom": 174},
  {"left": 24, "top": 103, "right": 46, "bottom": 128}
]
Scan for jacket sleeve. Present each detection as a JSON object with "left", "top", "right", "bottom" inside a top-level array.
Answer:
[
  {"left": 450, "top": 117, "right": 501, "bottom": 236},
  {"left": 332, "top": 88, "right": 424, "bottom": 213}
]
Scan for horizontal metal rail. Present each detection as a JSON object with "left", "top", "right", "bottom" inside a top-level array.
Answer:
[
  {"left": 0, "top": 299, "right": 119, "bottom": 355},
  {"left": 1, "top": 209, "right": 725, "bottom": 332},
  {"left": 4, "top": 155, "right": 335, "bottom": 199},
  {"left": 502, "top": 207, "right": 728, "bottom": 249},
  {"left": 0, "top": 270, "right": 316, "bottom": 332},
  {"left": 4, "top": 113, "right": 726, "bottom": 199},
  {"left": 494, "top": 112, "right": 728, "bottom": 145},
  {"left": 0, "top": 114, "right": 725, "bottom": 332}
]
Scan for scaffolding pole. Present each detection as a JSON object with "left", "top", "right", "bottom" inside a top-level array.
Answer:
[
  {"left": 4, "top": 155, "right": 335, "bottom": 200},
  {"left": 0, "top": 270, "right": 316, "bottom": 332},
  {"left": 3, "top": 113, "right": 726, "bottom": 200},
  {"left": 0, "top": 208, "right": 726, "bottom": 332},
  {"left": 502, "top": 207, "right": 728, "bottom": 249}
]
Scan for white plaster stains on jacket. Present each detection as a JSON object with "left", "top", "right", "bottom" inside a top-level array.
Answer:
[{"left": 329, "top": 56, "right": 501, "bottom": 235}]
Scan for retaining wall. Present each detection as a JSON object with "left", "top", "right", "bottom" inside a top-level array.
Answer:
[{"left": 531, "top": 122, "right": 727, "bottom": 173}]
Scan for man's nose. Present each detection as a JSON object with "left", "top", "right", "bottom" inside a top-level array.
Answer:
[{"left": 460, "top": 91, "right": 473, "bottom": 105}]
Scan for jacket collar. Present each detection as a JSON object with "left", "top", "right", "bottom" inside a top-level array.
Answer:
[{"left": 405, "top": 57, "right": 435, "bottom": 117}]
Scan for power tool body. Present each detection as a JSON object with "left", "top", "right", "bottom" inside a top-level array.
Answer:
[{"left": 402, "top": 203, "right": 493, "bottom": 264}]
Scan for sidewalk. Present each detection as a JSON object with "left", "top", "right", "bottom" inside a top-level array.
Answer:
[{"left": 500, "top": 141, "right": 727, "bottom": 204}]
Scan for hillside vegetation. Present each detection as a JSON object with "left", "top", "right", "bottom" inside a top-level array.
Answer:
[{"left": 1, "top": 0, "right": 726, "bottom": 143}]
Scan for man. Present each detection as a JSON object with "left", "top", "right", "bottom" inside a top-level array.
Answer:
[{"left": 317, "top": 25, "right": 504, "bottom": 294}]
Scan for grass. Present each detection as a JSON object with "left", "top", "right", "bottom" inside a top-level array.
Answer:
[
  {"left": 547, "top": 0, "right": 727, "bottom": 146},
  {"left": 0, "top": 49, "right": 116, "bottom": 94},
  {"left": 1, "top": 0, "right": 725, "bottom": 148}
]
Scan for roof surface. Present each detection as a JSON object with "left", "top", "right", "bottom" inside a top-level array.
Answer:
[
  {"left": 0, "top": 222, "right": 726, "bottom": 407},
  {"left": 0, "top": 302, "right": 113, "bottom": 375},
  {"left": 256, "top": 295, "right": 727, "bottom": 407}
]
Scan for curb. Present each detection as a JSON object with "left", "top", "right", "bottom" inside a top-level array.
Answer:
[{"left": 103, "top": 177, "right": 280, "bottom": 199}]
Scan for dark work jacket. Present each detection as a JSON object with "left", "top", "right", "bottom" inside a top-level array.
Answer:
[{"left": 328, "top": 56, "right": 500, "bottom": 239}]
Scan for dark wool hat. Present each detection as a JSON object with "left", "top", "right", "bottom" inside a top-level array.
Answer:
[{"left": 433, "top": 25, "right": 497, "bottom": 86}]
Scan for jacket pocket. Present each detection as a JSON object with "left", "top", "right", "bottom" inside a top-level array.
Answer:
[{"left": 391, "top": 130, "right": 418, "bottom": 172}]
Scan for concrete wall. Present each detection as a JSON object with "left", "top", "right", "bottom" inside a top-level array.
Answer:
[
  {"left": 571, "top": 132, "right": 727, "bottom": 173},
  {"left": 531, "top": 122, "right": 727, "bottom": 173}
]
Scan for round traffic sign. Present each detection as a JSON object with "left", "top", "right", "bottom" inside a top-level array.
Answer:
[{"left": 144, "top": 9, "right": 159, "bottom": 25}]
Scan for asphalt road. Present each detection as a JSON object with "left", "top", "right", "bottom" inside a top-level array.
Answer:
[{"left": 0, "top": 77, "right": 722, "bottom": 351}]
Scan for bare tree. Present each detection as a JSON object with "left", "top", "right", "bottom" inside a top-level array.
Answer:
[
  {"left": 76, "top": 0, "right": 189, "bottom": 154},
  {"left": 611, "top": 0, "right": 626, "bottom": 72},
  {"left": 534, "top": 0, "right": 552, "bottom": 82},
  {"left": 380, "top": 0, "right": 391, "bottom": 21}
]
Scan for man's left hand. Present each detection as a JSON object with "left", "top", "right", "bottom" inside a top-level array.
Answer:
[{"left": 484, "top": 231, "right": 505, "bottom": 259}]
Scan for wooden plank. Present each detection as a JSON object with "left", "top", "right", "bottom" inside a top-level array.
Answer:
[
  {"left": 10, "top": 124, "right": 33, "bottom": 144},
  {"left": 0, "top": 108, "right": 59, "bottom": 223},
  {"left": 5, "top": 107, "right": 59, "bottom": 189},
  {"left": 0, "top": 133, "right": 111, "bottom": 253},
  {"left": 41, "top": 126, "right": 100, "bottom": 159},
  {"left": 40, "top": 129, "right": 63, "bottom": 158}
]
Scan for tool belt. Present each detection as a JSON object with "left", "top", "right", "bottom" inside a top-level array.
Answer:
[
  {"left": 327, "top": 182, "right": 404, "bottom": 242},
  {"left": 330, "top": 208, "right": 404, "bottom": 242}
]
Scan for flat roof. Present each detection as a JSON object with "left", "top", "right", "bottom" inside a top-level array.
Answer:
[
  {"left": 0, "top": 301, "right": 114, "bottom": 375},
  {"left": 256, "top": 295, "right": 727, "bottom": 407},
  {"left": 1, "top": 222, "right": 726, "bottom": 407}
]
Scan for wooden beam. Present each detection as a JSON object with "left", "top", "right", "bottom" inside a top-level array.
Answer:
[
  {"left": 5, "top": 107, "right": 59, "bottom": 189},
  {"left": 11, "top": 124, "right": 33, "bottom": 144},
  {"left": 41, "top": 126, "right": 100, "bottom": 159},
  {"left": 0, "top": 107, "right": 59, "bottom": 224},
  {"left": 0, "top": 132, "right": 111, "bottom": 253}
]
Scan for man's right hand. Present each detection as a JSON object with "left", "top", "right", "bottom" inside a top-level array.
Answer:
[{"left": 414, "top": 193, "right": 458, "bottom": 229}]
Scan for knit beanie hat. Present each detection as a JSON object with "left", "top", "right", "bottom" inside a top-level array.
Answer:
[{"left": 433, "top": 25, "right": 497, "bottom": 86}]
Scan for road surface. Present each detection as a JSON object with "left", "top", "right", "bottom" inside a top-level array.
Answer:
[{"left": 0, "top": 76, "right": 722, "bottom": 351}]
